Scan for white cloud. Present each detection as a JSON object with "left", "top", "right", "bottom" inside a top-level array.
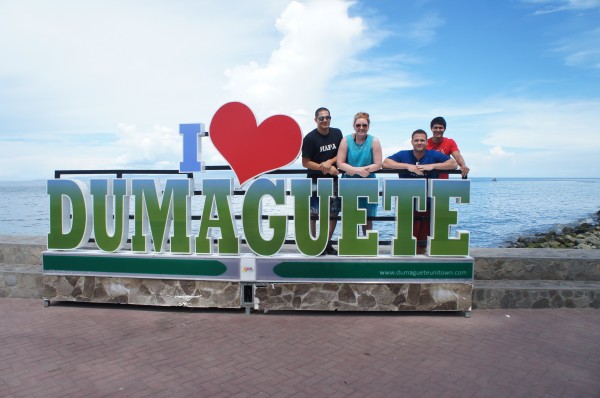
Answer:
[
  {"left": 521, "top": 1, "right": 600, "bottom": 70},
  {"left": 434, "top": 98, "right": 600, "bottom": 177},
  {"left": 489, "top": 146, "right": 514, "bottom": 158},
  {"left": 0, "top": 132, "right": 121, "bottom": 180},
  {"left": 479, "top": 99, "right": 600, "bottom": 151},
  {"left": 114, "top": 124, "right": 181, "bottom": 168},
  {"left": 0, "top": 0, "right": 371, "bottom": 179},
  {"left": 525, "top": 0, "right": 600, "bottom": 14},
  {"left": 552, "top": 27, "right": 600, "bottom": 69},
  {"left": 405, "top": 14, "right": 445, "bottom": 45},
  {"left": 0, "top": 0, "right": 289, "bottom": 131},
  {"left": 224, "top": 0, "right": 366, "bottom": 129}
]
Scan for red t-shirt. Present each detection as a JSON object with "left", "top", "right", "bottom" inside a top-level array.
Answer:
[{"left": 427, "top": 137, "right": 459, "bottom": 179}]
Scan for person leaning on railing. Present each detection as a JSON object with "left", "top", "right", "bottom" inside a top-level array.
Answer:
[
  {"left": 301, "top": 107, "right": 343, "bottom": 256},
  {"left": 336, "top": 111, "right": 382, "bottom": 236},
  {"left": 427, "top": 116, "right": 470, "bottom": 178},
  {"left": 383, "top": 129, "right": 457, "bottom": 254}
]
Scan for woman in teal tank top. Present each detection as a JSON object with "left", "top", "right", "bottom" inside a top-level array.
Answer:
[{"left": 336, "top": 112, "right": 383, "bottom": 236}]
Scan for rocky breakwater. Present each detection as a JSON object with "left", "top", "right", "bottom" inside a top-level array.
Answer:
[{"left": 506, "top": 210, "right": 600, "bottom": 249}]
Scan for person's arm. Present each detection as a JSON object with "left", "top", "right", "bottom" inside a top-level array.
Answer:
[
  {"left": 335, "top": 138, "right": 356, "bottom": 175},
  {"left": 417, "top": 157, "right": 457, "bottom": 172},
  {"left": 383, "top": 157, "right": 423, "bottom": 175},
  {"left": 451, "top": 150, "right": 470, "bottom": 177},
  {"left": 303, "top": 156, "right": 339, "bottom": 176},
  {"left": 302, "top": 157, "right": 322, "bottom": 172},
  {"left": 320, "top": 130, "right": 344, "bottom": 175},
  {"left": 319, "top": 134, "right": 341, "bottom": 175},
  {"left": 301, "top": 137, "right": 320, "bottom": 171},
  {"left": 323, "top": 157, "right": 339, "bottom": 176},
  {"left": 320, "top": 157, "right": 339, "bottom": 175},
  {"left": 363, "top": 137, "right": 383, "bottom": 174}
]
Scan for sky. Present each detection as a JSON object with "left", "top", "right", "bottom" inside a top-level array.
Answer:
[{"left": 1, "top": 0, "right": 599, "bottom": 180}]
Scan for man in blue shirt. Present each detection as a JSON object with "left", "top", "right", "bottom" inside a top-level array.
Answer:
[
  {"left": 383, "top": 129, "right": 457, "bottom": 253},
  {"left": 384, "top": 129, "right": 457, "bottom": 178}
]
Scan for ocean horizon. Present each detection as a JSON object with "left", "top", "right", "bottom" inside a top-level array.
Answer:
[{"left": 1, "top": 176, "right": 599, "bottom": 248}]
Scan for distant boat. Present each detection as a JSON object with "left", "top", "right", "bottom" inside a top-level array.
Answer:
[{"left": 492, "top": 178, "right": 497, "bottom": 181}]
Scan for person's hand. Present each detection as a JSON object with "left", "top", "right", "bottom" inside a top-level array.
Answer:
[
  {"left": 356, "top": 167, "right": 370, "bottom": 178},
  {"left": 319, "top": 160, "right": 333, "bottom": 174},
  {"left": 417, "top": 164, "right": 435, "bottom": 172},
  {"left": 409, "top": 164, "right": 425, "bottom": 175},
  {"left": 460, "top": 166, "right": 470, "bottom": 177},
  {"left": 329, "top": 165, "right": 339, "bottom": 176}
]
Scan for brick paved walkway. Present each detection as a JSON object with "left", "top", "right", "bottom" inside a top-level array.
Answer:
[{"left": 1, "top": 299, "right": 598, "bottom": 397}]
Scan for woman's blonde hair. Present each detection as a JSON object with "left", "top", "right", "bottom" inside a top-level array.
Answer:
[{"left": 353, "top": 112, "right": 370, "bottom": 125}]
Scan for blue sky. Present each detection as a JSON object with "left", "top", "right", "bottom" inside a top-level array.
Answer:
[{"left": 1, "top": 0, "right": 599, "bottom": 180}]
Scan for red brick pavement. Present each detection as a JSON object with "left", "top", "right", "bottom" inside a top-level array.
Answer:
[{"left": 0, "top": 298, "right": 598, "bottom": 397}]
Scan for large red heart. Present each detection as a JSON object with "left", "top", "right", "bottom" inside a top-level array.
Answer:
[{"left": 210, "top": 102, "right": 302, "bottom": 185}]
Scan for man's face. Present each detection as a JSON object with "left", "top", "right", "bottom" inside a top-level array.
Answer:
[
  {"left": 411, "top": 133, "right": 428, "bottom": 152},
  {"left": 431, "top": 124, "right": 445, "bottom": 141},
  {"left": 315, "top": 110, "right": 331, "bottom": 129}
]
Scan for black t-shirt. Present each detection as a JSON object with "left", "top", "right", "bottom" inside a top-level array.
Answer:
[{"left": 301, "top": 127, "right": 343, "bottom": 181}]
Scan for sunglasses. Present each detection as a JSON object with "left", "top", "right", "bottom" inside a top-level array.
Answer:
[
  {"left": 317, "top": 116, "right": 331, "bottom": 122},
  {"left": 355, "top": 123, "right": 368, "bottom": 128}
]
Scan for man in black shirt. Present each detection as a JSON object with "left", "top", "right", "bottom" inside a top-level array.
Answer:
[{"left": 301, "top": 107, "right": 343, "bottom": 255}]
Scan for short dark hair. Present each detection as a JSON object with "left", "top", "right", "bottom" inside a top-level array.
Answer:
[
  {"left": 412, "top": 129, "right": 427, "bottom": 139},
  {"left": 430, "top": 116, "right": 446, "bottom": 129},
  {"left": 315, "top": 107, "right": 330, "bottom": 118}
]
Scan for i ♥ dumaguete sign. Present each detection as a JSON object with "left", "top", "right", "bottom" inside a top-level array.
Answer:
[{"left": 47, "top": 102, "right": 470, "bottom": 257}]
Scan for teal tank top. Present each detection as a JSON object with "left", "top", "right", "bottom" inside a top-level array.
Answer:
[{"left": 342, "top": 134, "right": 375, "bottom": 179}]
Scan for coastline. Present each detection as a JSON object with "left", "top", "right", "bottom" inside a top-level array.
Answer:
[{"left": 506, "top": 210, "right": 600, "bottom": 249}]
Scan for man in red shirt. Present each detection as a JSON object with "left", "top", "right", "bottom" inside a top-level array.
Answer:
[{"left": 427, "top": 116, "right": 470, "bottom": 179}]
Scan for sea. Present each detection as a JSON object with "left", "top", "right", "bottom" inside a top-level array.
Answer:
[{"left": 1, "top": 177, "right": 599, "bottom": 248}]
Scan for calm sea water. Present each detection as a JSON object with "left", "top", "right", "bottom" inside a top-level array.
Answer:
[{"left": 1, "top": 177, "right": 599, "bottom": 248}]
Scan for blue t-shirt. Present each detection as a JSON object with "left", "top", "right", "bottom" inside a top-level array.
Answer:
[{"left": 386, "top": 149, "right": 451, "bottom": 178}]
